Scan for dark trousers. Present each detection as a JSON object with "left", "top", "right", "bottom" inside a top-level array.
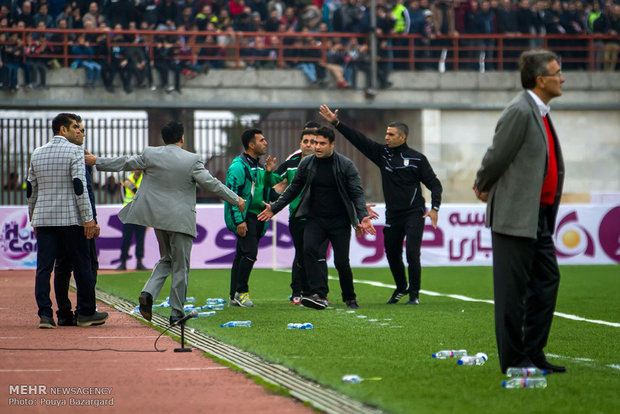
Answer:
[
  {"left": 230, "top": 213, "right": 263, "bottom": 298},
  {"left": 491, "top": 208, "right": 561, "bottom": 373},
  {"left": 289, "top": 218, "right": 328, "bottom": 297},
  {"left": 54, "top": 237, "right": 98, "bottom": 319},
  {"left": 304, "top": 216, "right": 355, "bottom": 302},
  {"left": 35, "top": 226, "right": 96, "bottom": 318},
  {"left": 383, "top": 212, "right": 425, "bottom": 295},
  {"left": 120, "top": 223, "right": 146, "bottom": 262}
]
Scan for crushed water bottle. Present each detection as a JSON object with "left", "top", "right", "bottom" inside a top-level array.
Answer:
[
  {"left": 432, "top": 349, "right": 468, "bottom": 359},
  {"left": 506, "top": 367, "right": 547, "bottom": 377},
  {"left": 502, "top": 377, "right": 547, "bottom": 389},
  {"left": 342, "top": 375, "right": 362, "bottom": 384},
  {"left": 457, "top": 352, "right": 488, "bottom": 366},
  {"left": 287, "top": 323, "right": 314, "bottom": 330},
  {"left": 220, "top": 320, "right": 252, "bottom": 327},
  {"left": 196, "top": 311, "right": 216, "bottom": 318},
  {"left": 206, "top": 298, "right": 227, "bottom": 305}
]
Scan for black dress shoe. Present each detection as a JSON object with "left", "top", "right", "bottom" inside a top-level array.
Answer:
[
  {"left": 139, "top": 291, "right": 153, "bottom": 321},
  {"left": 532, "top": 358, "right": 566, "bottom": 373}
]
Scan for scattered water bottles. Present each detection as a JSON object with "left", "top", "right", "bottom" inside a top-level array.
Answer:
[
  {"left": 153, "top": 301, "right": 170, "bottom": 308},
  {"left": 342, "top": 375, "right": 362, "bottom": 384},
  {"left": 220, "top": 320, "right": 252, "bottom": 327},
  {"left": 432, "top": 349, "right": 468, "bottom": 359},
  {"left": 502, "top": 377, "right": 548, "bottom": 389},
  {"left": 206, "top": 298, "right": 227, "bottom": 305},
  {"left": 183, "top": 304, "right": 196, "bottom": 311},
  {"left": 506, "top": 367, "right": 547, "bottom": 377},
  {"left": 196, "top": 311, "right": 216, "bottom": 318},
  {"left": 457, "top": 352, "right": 488, "bottom": 366},
  {"left": 287, "top": 323, "right": 314, "bottom": 330}
]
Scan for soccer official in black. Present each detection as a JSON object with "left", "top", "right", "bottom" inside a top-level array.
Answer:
[{"left": 319, "top": 105, "right": 443, "bottom": 305}]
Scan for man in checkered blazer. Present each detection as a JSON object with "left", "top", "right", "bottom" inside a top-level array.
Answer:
[{"left": 27, "top": 113, "right": 108, "bottom": 329}]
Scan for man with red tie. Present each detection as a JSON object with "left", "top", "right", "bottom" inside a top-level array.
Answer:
[{"left": 473, "top": 49, "right": 567, "bottom": 374}]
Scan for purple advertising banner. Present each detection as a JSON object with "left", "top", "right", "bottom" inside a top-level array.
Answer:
[{"left": 1, "top": 204, "right": 619, "bottom": 270}]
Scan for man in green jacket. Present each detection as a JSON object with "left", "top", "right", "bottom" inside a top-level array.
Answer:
[{"left": 225, "top": 128, "right": 279, "bottom": 307}]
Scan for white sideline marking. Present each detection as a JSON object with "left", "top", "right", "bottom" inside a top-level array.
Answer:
[
  {"left": 0, "top": 337, "right": 21, "bottom": 339},
  {"left": 87, "top": 336, "right": 159, "bottom": 339},
  {"left": 0, "top": 369, "right": 63, "bottom": 372},
  {"left": 324, "top": 275, "right": 620, "bottom": 328},
  {"left": 156, "top": 367, "right": 228, "bottom": 371}
]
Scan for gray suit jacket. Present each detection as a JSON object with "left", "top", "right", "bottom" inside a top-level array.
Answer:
[
  {"left": 96, "top": 144, "right": 239, "bottom": 238},
  {"left": 474, "top": 91, "right": 564, "bottom": 239}
]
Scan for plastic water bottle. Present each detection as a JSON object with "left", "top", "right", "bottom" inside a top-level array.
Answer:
[
  {"left": 432, "top": 349, "right": 468, "bottom": 359},
  {"left": 185, "top": 297, "right": 195, "bottom": 303},
  {"left": 506, "top": 367, "right": 547, "bottom": 377},
  {"left": 458, "top": 352, "right": 488, "bottom": 366},
  {"left": 206, "top": 298, "right": 227, "bottom": 305},
  {"left": 342, "top": 375, "right": 362, "bottom": 384},
  {"left": 220, "top": 320, "right": 252, "bottom": 327},
  {"left": 502, "top": 377, "right": 547, "bottom": 389},
  {"left": 196, "top": 311, "right": 216, "bottom": 318},
  {"left": 199, "top": 304, "right": 225, "bottom": 311},
  {"left": 287, "top": 323, "right": 314, "bottom": 330},
  {"left": 153, "top": 301, "right": 170, "bottom": 308},
  {"left": 183, "top": 304, "right": 196, "bottom": 311}
]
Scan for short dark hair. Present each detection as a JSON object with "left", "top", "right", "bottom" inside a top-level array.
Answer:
[
  {"left": 161, "top": 121, "right": 184, "bottom": 144},
  {"left": 52, "top": 113, "right": 78, "bottom": 135},
  {"left": 520, "top": 49, "right": 558, "bottom": 89},
  {"left": 387, "top": 122, "right": 409, "bottom": 138},
  {"left": 241, "top": 128, "right": 262, "bottom": 150},
  {"left": 299, "top": 129, "right": 315, "bottom": 140},
  {"left": 304, "top": 120, "right": 321, "bottom": 129},
  {"left": 316, "top": 126, "right": 335, "bottom": 143}
]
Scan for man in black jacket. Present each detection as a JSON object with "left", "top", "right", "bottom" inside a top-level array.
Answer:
[
  {"left": 258, "top": 127, "right": 375, "bottom": 310},
  {"left": 319, "top": 105, "right": 442, "bottom": 305}
]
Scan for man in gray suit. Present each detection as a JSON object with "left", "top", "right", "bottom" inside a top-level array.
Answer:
[
  {"left": 86, "top": 121, "right": 245, "bottom": 324},
  {"left": 473, "top": 49, "right": 566, "bottom": 374}
]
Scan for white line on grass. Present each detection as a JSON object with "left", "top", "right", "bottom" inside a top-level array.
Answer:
[{"left": 323, "top": 275, "right": 620, "bottom": 328}]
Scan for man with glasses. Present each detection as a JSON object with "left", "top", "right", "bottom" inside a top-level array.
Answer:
[{"left": 473, "top": 49, "right": 566, "bottom": 374}]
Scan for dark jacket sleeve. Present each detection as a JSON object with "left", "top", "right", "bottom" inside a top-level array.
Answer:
[
  {"left": 336, "top": 122, "right": 383, "bottom": 166},
  {"left": 342, "top": 157, "right": 367, "bottom": 223},
  {"left": 418, "top": 155, "right": 442, "bottom": 209},
  {"left": 271, "top": 157, "right": 309, "bottom": 214}
]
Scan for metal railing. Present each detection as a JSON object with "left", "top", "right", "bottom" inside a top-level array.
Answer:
[{"left": 1, "top": 28, "right": 618, "bottom": 72}]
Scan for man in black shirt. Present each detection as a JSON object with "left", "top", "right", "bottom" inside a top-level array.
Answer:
[
  {"left": 258, "top": 127, "right": 375, "bottom": 310},
  {"left": 319, "top": 105, "right": 443, "bottom": 305}
]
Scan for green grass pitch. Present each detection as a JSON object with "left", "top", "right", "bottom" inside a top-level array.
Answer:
[{"left": 96, "top": 265, "right": 620, "bottom": 414}]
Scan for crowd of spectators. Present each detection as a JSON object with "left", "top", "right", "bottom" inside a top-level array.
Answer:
[{"left": 0, "top": 0, "right": 618, "bottom": 93}]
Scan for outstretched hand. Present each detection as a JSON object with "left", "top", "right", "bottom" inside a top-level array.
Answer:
[
  {"left": 422, "top": 208, "right": 438, "bottom": 229},
  {"left": 84, "top": 149, "right": 97, "bottom": 166},
  {"left": 319, "top": 105, "right": 339, "bottom": 123},
  {"left": 237, "top": 197, "right": 246, "bottom": 213},
  {"left": 366, "top": 203, "right": 379, "bottom": 220},
  {"left": 265, "top": 156, "right": 277, "bottom": 172},
  {"left": 356, "top": 216, "right": 376, "bottom": 236},
  {"left": 257, "top": 201, "right": 274, "bottom": 222}
]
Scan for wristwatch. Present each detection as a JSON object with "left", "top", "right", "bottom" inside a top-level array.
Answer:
[
  {"left": 432, "top": 206, "right": 440, "bottom": 211},
  {"left": 331, "top": 119, "right": 340, "bottom": 127}
]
